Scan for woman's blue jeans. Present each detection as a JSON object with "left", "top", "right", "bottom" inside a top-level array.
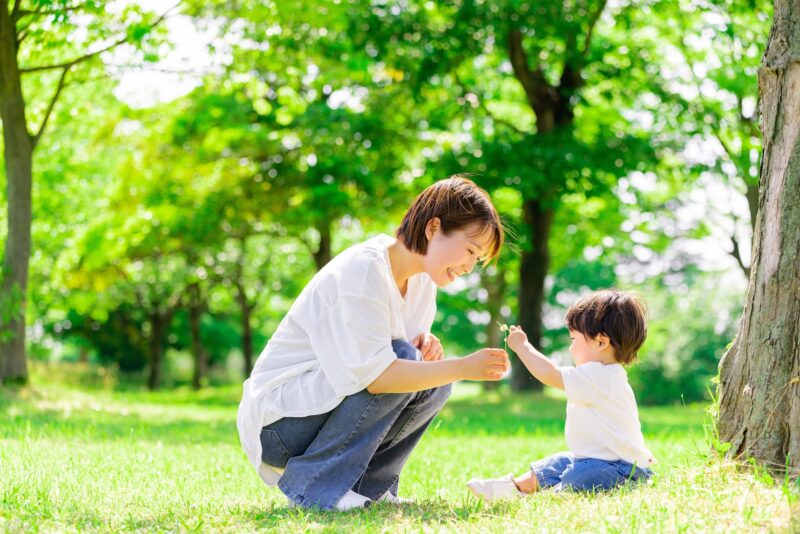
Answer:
[{"left": 259, "top": 339, "right": 452, "bottom": 510}]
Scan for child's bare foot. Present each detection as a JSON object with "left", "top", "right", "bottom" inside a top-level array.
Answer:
[{"left": 513, "top": 468, "right": 539, "bottom": 493}]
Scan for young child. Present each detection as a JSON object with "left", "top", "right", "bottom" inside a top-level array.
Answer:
[{"left": 467, "top": 289, "right": 655, "bottom": 499}]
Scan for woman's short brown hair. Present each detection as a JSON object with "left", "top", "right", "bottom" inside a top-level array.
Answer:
[
  {"left": 565, "top": 289, "right": 648, "bottom": 365},
  {"left": 396, "top": 175, "right": 504, "bottom": 264}
]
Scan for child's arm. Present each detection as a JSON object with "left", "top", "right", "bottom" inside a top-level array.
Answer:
[{"left": 506, "top": 326, "right": 565, "bottom": 389}]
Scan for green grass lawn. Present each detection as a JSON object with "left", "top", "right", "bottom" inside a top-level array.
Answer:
[{"left": 1, "top": 363, "right": 797, "bottom": 533}]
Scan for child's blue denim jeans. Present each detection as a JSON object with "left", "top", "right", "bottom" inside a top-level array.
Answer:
[
  {"left": 532, "top": 452, "right": 652, "bottom": 492},
  {"left": 259, "top": 339, "right": 451, "bottom": 510}
]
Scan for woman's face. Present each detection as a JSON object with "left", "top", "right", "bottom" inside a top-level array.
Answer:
[{"left": 422, "top": 219, "right": 494, "bottom": 287}]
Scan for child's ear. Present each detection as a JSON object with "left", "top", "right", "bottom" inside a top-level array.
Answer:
[{"left": 595, "top": 333, "right": 611, "bottom": 351}]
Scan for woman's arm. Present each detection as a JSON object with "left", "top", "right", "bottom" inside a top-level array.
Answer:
[{"left": 367, "top": 348, "right": 509, "bottom": 394}]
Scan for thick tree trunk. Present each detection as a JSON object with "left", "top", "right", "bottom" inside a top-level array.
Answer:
[
  {"left": 508, "top": 23, "right": 588, "bottom": 390},
  {"left": 188, "top": 284, "right": 208, "bottom": 390},
  {"left": 312, "top": 220, "right": 332, "bottom": 271},
  {"left": 513, "top": 200, "right": 554, "bottom": 391},
  {"left": 0, "top": 1, "right": 31, "bottom": 384},
  {"left": 482, "top": 263, "right": 508, "bottom": 391},
  {"left": 718, "top": 0, "right": 800, "bottom": 476}
]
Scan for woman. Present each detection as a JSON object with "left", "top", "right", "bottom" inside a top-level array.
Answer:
[{"left": 237, "top": 176, "right": 509, "bottom": 510}]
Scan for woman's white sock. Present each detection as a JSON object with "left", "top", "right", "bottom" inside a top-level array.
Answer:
[{"left": 334, "top": 490, "right": 371, "bottom": 511}]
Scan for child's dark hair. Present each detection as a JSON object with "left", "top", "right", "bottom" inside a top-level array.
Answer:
[
  {"left": 396, "top": 175, "right": 504, "bottom": 264},
  {"left": 565, "top": 289, "right": 648, "bottom": 365}
]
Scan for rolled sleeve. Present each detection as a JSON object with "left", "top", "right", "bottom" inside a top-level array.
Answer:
[{"left": 307, "top": 295, "right": 397, "bottom": 397}]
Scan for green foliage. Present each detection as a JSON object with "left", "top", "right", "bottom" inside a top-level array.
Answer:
[
  {"left": 629, "top": 269, "right": 743, "bottom": 405},
  {"left": 7, "top": 0, "right": 757, "bottom": 402}
]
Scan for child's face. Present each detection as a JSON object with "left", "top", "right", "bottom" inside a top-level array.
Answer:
[
  {"left": 568, "top": 329, "right": 603, "bottom": 366},
  {"left": 423, "top": 220, "right": 492, "bottom": 288}
]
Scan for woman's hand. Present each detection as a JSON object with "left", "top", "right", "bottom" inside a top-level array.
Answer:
[
  {"left": 507, "top": 325, "right": 529, "bottom": 354},
  {"left": 461, "top": 348, "right": 509, "bottom": 381},
  {"left": 412, "top": 332, "right": 444, "bottom": 361}
]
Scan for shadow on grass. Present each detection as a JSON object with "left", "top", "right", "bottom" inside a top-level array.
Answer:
[{"left": 232, "top": 496, "right": 526, "bottom": 530}]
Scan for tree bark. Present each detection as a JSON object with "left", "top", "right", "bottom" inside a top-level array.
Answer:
[
  {"left": 242, "top": 302, "right": 253, "bottom": 378},
  {"left": 514, "top": 200, "right": 554, "bottom": 391},
  {"left": 147, "top": 312, "right": 165, "bottom": 390},
  {"left": 718, "top": 0, "right": 800, "bottom": 476},
  {"left": 482, "top": 263, "right": 508, "bottom": 391},
  {"left": 187, "top": 283, "right": 208, "bottom": 390},
  {"left": 507, "top": 20, "right": 592, "bottom": 390},
  {"left": 312, "top": 220, "right": 332, "bottom": 271},
  {"left": 145, "top": 300, "right": 178, "bottom": 390},
  {"left": 0, "top": 0, "right": 32, "bottom": 384}
]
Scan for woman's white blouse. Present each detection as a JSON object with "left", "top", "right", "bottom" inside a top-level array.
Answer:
[{"left": 237, "top": 234, "right": 437, "bottom": 485}]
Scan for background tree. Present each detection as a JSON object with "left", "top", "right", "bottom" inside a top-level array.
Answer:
[
  {"left": 0, "top": 0, "right": 171, "bottom": 383},
  {"left": 717, "top": 0, "right": 800, "bottom": 475}
]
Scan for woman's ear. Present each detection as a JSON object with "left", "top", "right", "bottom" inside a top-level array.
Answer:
[{"left": 425, "top": 217, "right": 441, "bottom": 240}]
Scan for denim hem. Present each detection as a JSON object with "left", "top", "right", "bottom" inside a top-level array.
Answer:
[
  {"left": 279, "top": 479, "right": 331, "bottom": 510},
  {"left": 300, "top": 394, "right": 382, "bottom": 508}
]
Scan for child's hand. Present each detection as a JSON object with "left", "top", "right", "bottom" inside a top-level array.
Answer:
[
  {"left": 506, "top": 325, "right": 529, "bottom": 354},
  {"left": 461, "top": 348, "right": 509, "bottom": 381},
  {"left": 412, "top": 332, "right": 444, "bottom": 361}
]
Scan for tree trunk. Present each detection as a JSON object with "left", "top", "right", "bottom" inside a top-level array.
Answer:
[
  {"left": 483, "top": 264, "right": 508, "bottom": 391},
  {"left": 508, "top": 25, "right": 585, "bottom": 391},
  {"left": 718, "top": 0, "right": 800, "bottom": 476},
  {"left": 0, "top": 1, "right": 32, "bottom": 384},
  {"left": 241, "top": 302, "right": 254, "bottom": 379},
  {"left": 513, "top": 200, "right": 554, "bottom": 391},
  {"left": 188, "top": 284, "right": 208, "bottom": 390},
  {"left": 312, "top": 220, "right": 332, "bottom": 271},
  {"left": 147, "top": 312, "right": 165, "bottom": 390}
]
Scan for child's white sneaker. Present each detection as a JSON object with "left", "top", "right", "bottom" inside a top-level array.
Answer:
[{"left": 466, "top": 474, "right": 524, "bottom": 501}]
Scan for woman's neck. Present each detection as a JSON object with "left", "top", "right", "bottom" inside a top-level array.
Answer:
[{"left": 387, "top": 238, "right": 424, "bottom": 297}]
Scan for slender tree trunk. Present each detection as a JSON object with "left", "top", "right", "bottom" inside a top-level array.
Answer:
[
  {"left": 718, "top": 0, "right": 800, "bottom": 475},
  {"left": 514, "top": 200, "right": 554, "bottom": 391},
  {"left": 0, "top": 1, "right": 31, "bottom": 384},
  {"left": 188, "top": 284, "right": 208, "bottom": 390},
  {"left": 746, "top": 181, "right": 760, "bottom": 234},
  {"left": 147, "top": 313, "right": 165, "bottom": 390},
  {"left": 241, "top": 301, "right": 253, "bottom": 378}
]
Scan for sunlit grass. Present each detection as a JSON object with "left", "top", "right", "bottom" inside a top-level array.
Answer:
[{"left": 1, "top": 363, "right": 797, "bottom": 532}]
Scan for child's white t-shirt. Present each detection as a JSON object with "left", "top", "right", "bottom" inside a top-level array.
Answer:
[
  {"left": 237, "top": 234, "right": 437, "bottom": 486},
  {"left": 561, "top": 362, "right": 656, "bottom": 467}
]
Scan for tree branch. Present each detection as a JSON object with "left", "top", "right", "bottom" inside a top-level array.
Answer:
[
  {"left": 31, "top": 66, "right": 70, "bottom": 148},
  {"left": 19, "top": 4, "right": 177, "bottom": 74},
  {"left": 20, "top": 35, "right": 128, "bottom": 74},
  {"left": 729, "top": 232, "right": 750, "bottom": 279},
  {"left": 13, "top": 3, "right": 91, "bottom": 21},
  {"left": 11, "top": 0, "right": 22, "bottom": 19},
  {"left": 581, "top": 0, "right": 608, "bottom": 58},
  {"left": 453, "top": 73, "right": 526, "bottom": 135},
  {"left": 508, "top": 28, "right": 549, "bottom": 112}
]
